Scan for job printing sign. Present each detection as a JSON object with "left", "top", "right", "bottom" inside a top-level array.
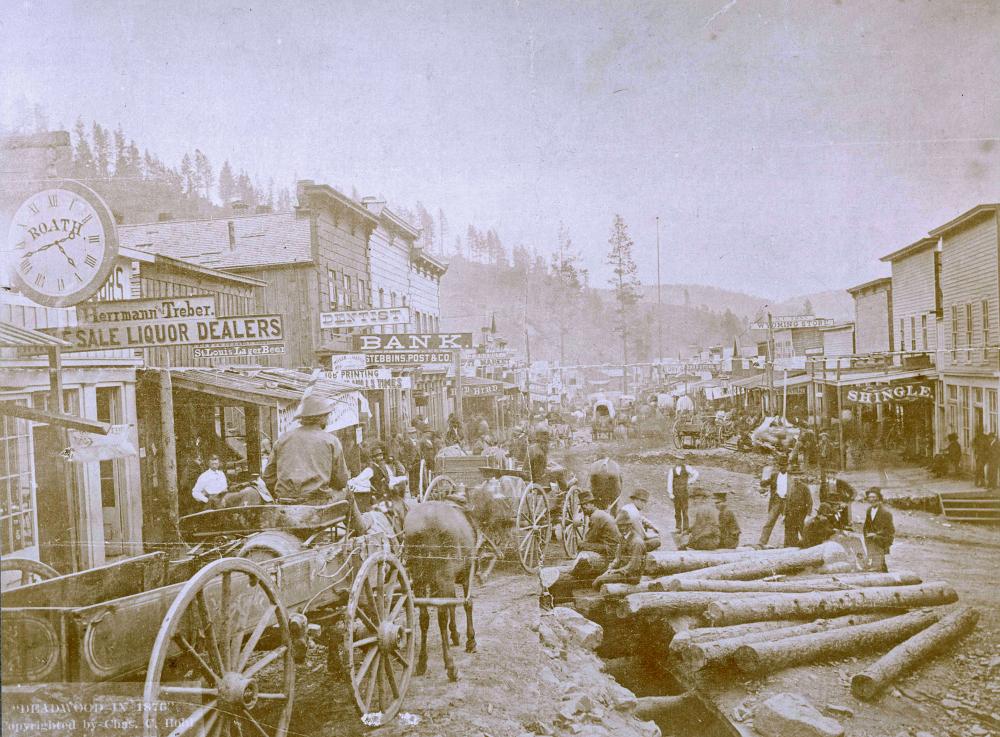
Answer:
[
  {"left": 46, "top": 315, "right": 284, "bottom": 352},
  {"left": 355, "top": 332, "right": 473, "bottom": 351},
  {"left": 326, "top": 369, "right": 412, "bottom": 390},
  {"left": 847, "top": 382, "right": 934, "bottom": 405},
  {"left": 319, "top": 306, "right": 410, "bottom": 330},
  {"left": 77, "top": 295, "right": 216, "bottom": 324}
]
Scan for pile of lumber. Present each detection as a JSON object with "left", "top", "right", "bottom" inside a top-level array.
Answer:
[{"left": 541, "top": 542, "right": 978, "bottom": 698}]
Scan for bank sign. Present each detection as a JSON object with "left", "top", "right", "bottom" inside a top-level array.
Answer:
[
  {"left": 319, "top": 307, "right": 410, "bottom": 330},
  {"left": 846, "top": 382, "right": 933, "bottom": 405},
  {"left": 46, "top": 315, "right": 285, "bottom": 352},
  {"left": 355, "top": 333, "right": 473, "bottom": 351}
]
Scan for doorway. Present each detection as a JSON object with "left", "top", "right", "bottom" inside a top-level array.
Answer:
[{"left": 96, "top": 387, "right": 126, "bottom": 559}]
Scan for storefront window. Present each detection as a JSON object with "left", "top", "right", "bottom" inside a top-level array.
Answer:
[
  {"left": 983, "top": 300, "right": 990, "bottom": 346},
  {"left": 921, "top": 314, "right": 928, "bottom": 350},
  {"left": 0, "top": 411, "right": 35, "bottom": 556},
  {"left": 988, "top": 389, "right": 998, "bottom": 434},
  {"left": 909, "top": 316, "right": 916, "bottom": 351},
  {"left": 965, "top": 303, "right": 973, "bottom": 348}
]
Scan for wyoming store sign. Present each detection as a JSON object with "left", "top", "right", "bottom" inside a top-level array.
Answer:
[
  {"left": 47, "top": 315, "right": 285, "bottom": 352},
  {"left": 846, "top": 382, "right": 933, "bottom": 405}
]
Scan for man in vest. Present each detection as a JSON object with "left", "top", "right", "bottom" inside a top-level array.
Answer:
[
  {"left": 667, "top": 464, "right": 700, "bottom": 532},
  {"left": 783, "top": 473, "right": 814, "bottom": 547},
  {"left": 592, "top": 508, "right": 647, "bottom": 588},
  {"left": 758, "top": 455, "right": 789, "bottom": 547},
  {"left": 577, "top": 488, "right": 621, "bottom": 560},
  {"left": 863, "top": 487, "right": 895, "bottom": 572}
]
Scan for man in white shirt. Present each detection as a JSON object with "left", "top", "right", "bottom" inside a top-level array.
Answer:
[
  {"left": 667, "top": 464, "right": 700, "bottom": 532},
  {"left": 192, "top": 454, "right": 228, "bottom": 504},
  {"left": 758, "top": 455, "right": 789, "bottom": 547}
]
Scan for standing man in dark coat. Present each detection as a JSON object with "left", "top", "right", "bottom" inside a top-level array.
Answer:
[
  {"left": 862, "top": 487, "right": 895, "bottom": 572},
  {"left": 714, "top": 491, "right": 740, "bottom": 548},
  {"left": 783, "top": 474, "right": 814, "bottom": 547},
  {"left": 973, "top": 428, "right": 991, "bottom": 487},
  {"left": 758, "top": 456, "right": 789, "bottom": 547}
]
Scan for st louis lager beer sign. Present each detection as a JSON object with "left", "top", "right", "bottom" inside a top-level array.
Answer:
[
  {"left": 846, "top": 381, "right": 933, "bottom": 405},
  {"left": 46, "top": 314, "right": 285, "bottom": 352},
  {"left": 355, "top": 332, "right": 473, "bottom": 351}
]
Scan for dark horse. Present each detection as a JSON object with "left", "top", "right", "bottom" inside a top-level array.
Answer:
[{"left": 403, "top": 500, "right": 477, "bottom": 681}]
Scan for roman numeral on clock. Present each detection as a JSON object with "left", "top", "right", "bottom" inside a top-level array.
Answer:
[
  {"left": 28, "top": 202, "right": 39, "bottom": 215},
  {"left": 34, "top": 274, "right": 45, "bottom": 287},
  {"left": 20, "top": 258, "right": 32, "bottom": 274},
  {"left": 48, "top": 194, "right": 59, "bottom": 207},
  {"left": 58, "top": 278, "right": 65, "bottom": 291},
  {"left": 81, "top": 214, "right": 93, "bottom": 225},
  {"left": 84, "top": 254, "right": 97, "bottom": 268},
  {"left": 87, "top": 235, "right": 100, "bottom": 244}
]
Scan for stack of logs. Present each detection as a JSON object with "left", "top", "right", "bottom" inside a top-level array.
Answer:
[{"left": 540, "top": 542, "right": 978, "bottom": 701}]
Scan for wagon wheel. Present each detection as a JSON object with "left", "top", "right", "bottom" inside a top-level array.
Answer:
[
  {"left": 560, "top": 486, "right": 588, "bottom": 558},
  {"left": 143, "top": 557, "right": 295, "bottom": 737},
  {"left": 670, "top": 418, "right": 683, "bottom": 450},
  {"left": 515, "top": 484, "right": 551, "bottom": 573},
  {"left": 421, "top": 474, "right": 456, "bottom": 502},
  {"left": 0, "top": 557, "right": 59, "bottom": 591},
  {"left": 346, "top": 550, "right": 416, "bottom": 726}
]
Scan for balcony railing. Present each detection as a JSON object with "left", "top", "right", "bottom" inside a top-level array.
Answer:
[{"left": 936, "top": 345, "right": 1000, "bottom": 372}]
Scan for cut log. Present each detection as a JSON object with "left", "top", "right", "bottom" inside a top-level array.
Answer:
[
  {"left": 644, "top": 547, "right": 792, "bottom": 577},
  {"left": 679, "top": 614, "right": 884, "bottom": 671},
  {"left": 666, "top": 542, "right": 844, "bottom": 584},
  {"left": 704, "top": 582, "right": 958, "bottom": 627},
  {"left": 658, "top": 571, "right": 921, "bottom": 594},
  {"left": 540, "top": 552, "right": 608, "bottom": 591},
  {"left": 617, "top": 591, "right": 771, "bottom": 619},
  {"left": 601, "top": 581, "right": 660, "bottom": 597},
  {"left": 571, "top": 590, "right": 608, "bottom": 620},
  {"left": 669, "top": 620, "right": 803, "bottom": 650},
  {"left": 795, "top": 571, "right": 922, "bottom": 586},
  {"left": 733, "top": 608, "right": 941, "bottom": 675},
  {"left": 850, "top": 606, "right": 980, "bottom": 701},
  {"left": 634, "top": 694, "right": 696, "bottom": 721}
]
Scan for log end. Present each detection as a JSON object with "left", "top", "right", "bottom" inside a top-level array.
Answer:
[
  {"left": 733, "top": 644, "right": 761, "bottom": 674},
  {"left": 663, "top": 578, "right": 682, "bottom": 592},
  {"left": 539, "top": 566, "right": 562, "bottom": 590},
  {"left": 850, "top": 673, "right": 879, "bottom": 702}
]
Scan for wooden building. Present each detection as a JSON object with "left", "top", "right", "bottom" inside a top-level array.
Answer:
[
  {"left": 847, "top": 277, "right": 894, "bottom": 354},
  {"left": 880, "top": 237, "right": 941, "bottom": 356}
]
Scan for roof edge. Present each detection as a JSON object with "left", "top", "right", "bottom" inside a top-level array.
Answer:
[
  {"left": 846, "top": 276, "right": 892, "bottom": 295},
  {"left": 879, "top": 236, "right": 937, "bottom": 263},
  {"left": 928, "top": 204, "right": 999, "bottom": 238},
  {"left": 300, "top": 182, "right": 379, "bottom": 227}
]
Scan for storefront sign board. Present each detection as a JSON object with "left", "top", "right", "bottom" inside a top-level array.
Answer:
[
  {"left": 65, "top": 425, "right": 137, "bottom": 463},
  {"left": 327, "top": 369, "right": 412, "bottom": 390},
  {"left": 192, "top": 343, "right": 287, "bottom": 359},
  {"left": 846, "top": 382, "right": 934, "bottom": 405},
  {"left": 319, "top": 307, "right": 410, "bottom": 329},
  {"left": 77, "top": 295, "right": 216, "bottom": 324},
  {"left": 464, "top": 382, "right": 504, "bottom": 397},
  {"left": 45, "top": 315, "right": 284, "bottom": 352},
  {"left": 749, "top": 316, "right": 835, "bottom": 330},
  {"left": 365, "top": 351, "right": 453, "bottom": 366},
  {"left": 355, "top": 333, "right": 473, "bottom": 351}
]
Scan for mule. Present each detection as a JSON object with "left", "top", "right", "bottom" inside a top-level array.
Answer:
[{"left": 403, "top": 501, "right": 477, "bottom": 681}]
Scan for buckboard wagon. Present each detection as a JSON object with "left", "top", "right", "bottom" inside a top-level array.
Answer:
[{"left": 1, "top": 499, "right": 418, "bottom": 736}]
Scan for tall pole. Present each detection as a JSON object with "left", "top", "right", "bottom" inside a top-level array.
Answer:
[
  {"left": 453, "top": 349, "right": 464, "bottom": 423},
  {"left": 656, "top": 215, "right": 662, "bottom": 369},
  {"left": 766, "top": 312, "right": 776, "bottom": 416}
]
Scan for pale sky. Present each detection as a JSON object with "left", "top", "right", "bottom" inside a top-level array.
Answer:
[{"left": 3, "top": 0, "right": 998, "bottom": 299}]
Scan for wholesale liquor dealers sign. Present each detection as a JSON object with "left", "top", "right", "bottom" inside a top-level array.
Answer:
[
  {"left": 846, "top": 382, "right": 934, "bottom": 405},
  {"left": 45, "top": 315, "right": 285, "bottom": 352}
]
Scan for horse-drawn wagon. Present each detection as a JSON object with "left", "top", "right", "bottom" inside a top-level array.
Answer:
[
  {"left": 591, "top": 400, "right": 615, "bottom": 441},
  {"left": 671, "top": 412, "right": 722, "bottom": 449},
  {"left": 1, "top": 498, "right": 417, "bottom": 735}
]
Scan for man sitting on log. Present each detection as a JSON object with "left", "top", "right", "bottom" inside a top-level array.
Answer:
[
  {"left": 678, "top": 487, "right": 720, "bottom": 550},
  {"left": 714, "top": 491, "right": 740, "bottom": 548},
  {"left": 577, "top": 488, "right": 621, "bottom": 559},
  {"left": 801, "top": 501, "right": 838, "bottom": 548},
  {"left": 620, "top": 488, "right": 662, "bottom": 552},
  {"left": 863, "top": 487, "right": 895, "bottom": 572},
  {"left": 592, "top": 509, "right": 647, "bottom": 588}
]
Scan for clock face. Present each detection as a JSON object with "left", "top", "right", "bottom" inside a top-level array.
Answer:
[{"left": 7, "top": 181, "right": 119, "bottom": 307}]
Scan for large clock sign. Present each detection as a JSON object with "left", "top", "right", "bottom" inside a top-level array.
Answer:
[{"left": 7, "top": 180, "right": 119, "bottom": 307}]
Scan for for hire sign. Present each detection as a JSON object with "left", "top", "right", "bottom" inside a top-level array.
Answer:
[{"left": 846, "top": 382, "right": 933, "bottom": 405}]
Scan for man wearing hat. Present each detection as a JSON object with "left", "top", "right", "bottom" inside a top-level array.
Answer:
[
  {"left": 714, "top": 491, "right": 740, "bottom": 549},
  {"left": 758, "top": 455, "right": 790, "bottom": 547},
  {"left": 592, "top": 508, "right": 647, "bottom": 588},
  {"left": 621, "top": 488, "right": 661, "bottom": 553},
  {"left": 678, "top": 487, "right": 720, "bottom": 550},
  {"left": 577, "top": 488, "right": 621, "bottom": 560},
  {"left": 262, "top": 393, "right": 350, "bottom": 505},
  {"left": 667, "top": 463, "right": 700, "bottom": 532},
  {"left": 862, "top": 487, "right": 894, "bottom": 572},
  {"left": 783, "top": 471, "right": 814, "bottom": 547}
]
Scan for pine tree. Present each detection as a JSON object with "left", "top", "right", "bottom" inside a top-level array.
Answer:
[
  {"left": 415, "top": 202, "right": 435, "bottom": 253},
  {"left": 437, "top": 208, "right": 449, "bottom": 256},
  {"left": 218, "top": 160, "right": 236, "bottom": 205},
  {"left": 72, "top": 118, "right": 94, "bottom": 179},
  {"left": 803, "top": 297, "right": 814, "bottom": 315},
  {"left": 92, "top": 123, "right": 110, "bottom": 179},
  {"left": 606, "top": 214, "right": 641, "bottom": 383},
  {"left": 113, "top": 125, "right": 128, "bottom": 178},
  {"left": 180, "top": 153, "right": 196, "bottom": 196},
  {"left": 193, "top": 149, "right": 213, "bottom": 201},
  {"left": 548, "top": 224, "right": 585, "bottom": 366},
  {"left": 276, "top": 186, "right": 292, "bottom": 211},
  {"left": 128, "top": 140, "right": 142, "bottom": 179}
]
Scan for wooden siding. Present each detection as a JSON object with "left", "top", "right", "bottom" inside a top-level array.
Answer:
[
  {"left": 312, "top": 207, "right": 374, "bottom": 350},
  {"left": 822, "top": 327, "right": 854, "bottom": 356},
  {"left": 409, "top": 267, "right": 441, "bottom": 332},
  {"left": 369, "top": 224, "right": 413, "bottom": 335},
  {"left": 939, "top": 212, "right": 999, "bottom": 374},
  {"left": 891, "top": 246, "right": 939, "bottom": 352},
  {"left": 138, "top": 261, "right": 260, "bottom": 368},
  {"left": 853, "top": 285, "right": 893, "bottom": 354}
]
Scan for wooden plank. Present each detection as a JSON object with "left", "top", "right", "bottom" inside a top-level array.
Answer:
[{"left": 0, "top": 401, "right": 111, "bottom": 434}]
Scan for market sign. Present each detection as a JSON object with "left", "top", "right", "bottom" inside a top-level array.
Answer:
[
  {"left": 355, "top": 333, "right": 473, "bottom": 351},
  {"left": 365, "top": 351, "right": 453, "bottom": 366},
  {"left": 327, "top": 369, "right": 412, "bottom": 390},
  {"left": 64, "top": 425, "right": 137, "bottom": 463},
  {"left": 77, "top": 295, "right": 216, "bottom": 324},
  {"left": 749, "top": 316, "right": 835, "bottom": 330},
  {"left": 44, "top": 315, "right": 284, "bottom": 352},
  {"left": 329, "top": 353, "right": 368, "bottom": 371},
  {"left": 192, "top": 343, "right": 286, "bottom": 359},
  {"left": 463, "top": 382, "right": 503, "bottom": 397},
  {"left": 319, "top": 306, "right": 410, "bottom": 330},
  {"left": 846, "top": 382, "right": 934, "bottom": 405}
]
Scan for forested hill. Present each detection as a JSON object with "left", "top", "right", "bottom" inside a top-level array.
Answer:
[{"left": 439, "top": 256, "right": 853, "bottom": 364}]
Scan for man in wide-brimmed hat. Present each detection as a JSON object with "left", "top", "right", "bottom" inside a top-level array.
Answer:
[
  {"left": 577, "top": 488, "right": 621, "bottom": 560},
  {"left": 714, "top": 490, "right": 740, "bottom": 549},
  {"left": 262, "top": 393, "right": 350, "bottom": 504},
  {"left": 592, "top": 507, "right": 647, "bottom": 588},
  {"left": 678, "top": 486, "right": 720, "bottom": 550},
  {"left": 620, "top": 488, "right": 661, "bottom": 552}
]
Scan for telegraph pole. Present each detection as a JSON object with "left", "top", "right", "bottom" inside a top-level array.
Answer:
[
  {"left": 766, "top": 312, "right": 776, "bottom": 415},
  {"left": 656, "top": 215, "right": 662, "bottom": 370}
]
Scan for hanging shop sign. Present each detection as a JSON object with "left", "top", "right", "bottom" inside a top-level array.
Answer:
[
  {"left": 329, "top": 353, "right": 368, "bottom": 370},
  {"left": 846, "top": 382, "right": 934, "bottom": 405},
  {"left": 327, "top": 369, "right": 412, "bottom": 390},
  {"left": 365, "top": 351, "right": 453, "bottom": 366},
  {"left": 355, "top": 332, "right": 473, "bottom": 351},
  {"left": 64, "top": 424, "right": 137, "bottom": 463},
  {"left": 192, "top": 343, "right": 287, "bottom": 359},
  {"left": 463, "top": 382, "right": 504, "bottom": 397},
  {"left": 77, "top": 295, "right": 216, "bottom": 324},
  {"left": 749, "top": 316, "right": 835, "bottom": 330},
  {"left": 45, "top": 315, "right": 284, "bottom": 352},
  {"left": 319, "top": 306, "right": 410, "bottom": 330}
]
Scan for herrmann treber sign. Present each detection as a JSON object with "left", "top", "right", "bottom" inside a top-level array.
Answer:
[
  {"left": 76, "top": 295, "right": 216, "bottom": 324},
  {"left": 355, "top": 333, "right": 473, "bottom": 351},
  {"left": 45, "top": 315, "right": 284, "bottom": 352},
  {"left": 319, "top": 307, "right": 410, "bottom": 329}
]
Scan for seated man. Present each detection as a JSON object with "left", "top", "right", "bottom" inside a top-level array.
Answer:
[
  {"left": 191, "top": 454, "right": 228, "bottom": 505},
  {"left": 577, "top": 488, "right": 621, "bottom": 560},
  {"left": 715, "top": 491, "right": 740, "bottom": 548},
  {"left": 592, "top": 509, "right": 647, "bottom": 588},
  {"left": 801, "top": 501, "right": 839, "bottom": 548},
  {"left": 678, "top": 488, "right": 720, "bottom": 550},
  {"left": 620, "top": 488, "right": 661, "bottom": 552}
]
